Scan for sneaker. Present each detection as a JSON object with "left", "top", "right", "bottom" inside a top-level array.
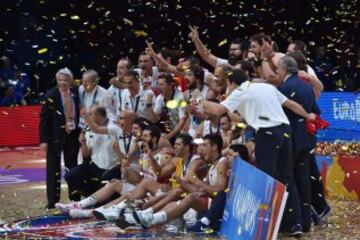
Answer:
[
  {"left": 55, "top": 202, "right": 81, "bottom": 214},
  {"left": 93, "top": 206, "right": 121, "bottom": 221},
  {"left": 164, "top": 218, "right": 184, "bottom": 233},
  {"left": 289, "top": 224, "right": 303, "bottom": 237},
  {"left": 116, "top": 211, "right": 152, "bottom": 229},
  {"left": 69, "top": 209, "right": 93, "bottom": 219},
  {"left": 164, "top": 224, "right": 180, "bottom": 233}
]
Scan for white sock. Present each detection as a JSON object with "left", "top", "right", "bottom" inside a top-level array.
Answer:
[
  {"left": 78, "top": 196, "right": 97, "bottom": 208},
  {"left": 115, "top": 200, "right": 128, "bottom": 210},
  {"left": 139, "top": 207, "right": 154, "bottom": 215},
  {"left": 150, "top": 211, "right": 167, "bottom": 225}
]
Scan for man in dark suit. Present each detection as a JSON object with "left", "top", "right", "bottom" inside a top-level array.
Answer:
[
  {"left": 39, "top": 68, "right": 81, "bottom": 209},
  {"left": 277, "top": 56, "right": 318, "bottom": 232}
]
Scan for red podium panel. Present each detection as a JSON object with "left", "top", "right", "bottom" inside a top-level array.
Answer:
[{"left": 0, "top": 106, "right": 41, "bottom": 147}]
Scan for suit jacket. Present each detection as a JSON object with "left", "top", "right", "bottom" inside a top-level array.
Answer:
[
  {"left": 39, "top": 86, "right": 80, "bottom": 143},
  {"left": 278, "top": 74, "right": 318, "bottom": 151}
]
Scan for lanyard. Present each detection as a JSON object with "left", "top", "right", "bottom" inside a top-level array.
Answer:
[
  {"left": 82, "top": 88, "right": 98, "bottom": 107},
  {"left": 119, "top": 134, "right": 132, "bottom": 154},
  {"left": 209, "top": 121, "right": 221, "bottom": 134},
  {"left": 130, "top": 95, "right": 140, "bottom": 112},
  {"left": 118, "top": 89, "right": 122, "bottom": 111},
  {"left": 189, "top": 85, "right": 204, "bottom": 99},
  {"left": 183, "top": 154, "right": 192, "bottom": 176},
  {"left": 162, "top": 89, "right": 176, "bottom": 114}
]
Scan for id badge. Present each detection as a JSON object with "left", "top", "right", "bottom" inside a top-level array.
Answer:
[
  {"left": 78, "top": 117, "right": 85, "bottom": 129},
  {"left": 67, "top": 120, "right": 76, "bottom": 131}
]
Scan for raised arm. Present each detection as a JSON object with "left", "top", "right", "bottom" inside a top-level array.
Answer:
[
  {"left": 145, "top": 41, "right": 183, "bottom": 76},
  {"left": 188, "top": 25, "right": 219, "bottom": 68},
  {"left": 81, "top": 109, "right": 109, "bottom": 134}
]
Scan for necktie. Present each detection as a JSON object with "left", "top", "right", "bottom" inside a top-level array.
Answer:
[{"left": 64, "top": 91, "right": 72, "bottom": 134}]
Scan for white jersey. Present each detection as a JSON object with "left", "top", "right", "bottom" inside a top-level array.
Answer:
[
  {"left": 85, "top": 121, "right": 118, "bottom": 170},
  {"left": 79, "top": 85, "right": 108, "bottom": 110},
  {"left": 216, "top": 57, "right": 229, "bottom": 67},
  {"left": 153, "top": 89, "right": 186, "bottom": 129},
  {"left": 121, "top": 87, "right": 155, "bottom": 120},
  {"left": 107, "top": 123, "right": 137, "bottom": 156},
  {"left": 142, "top": 152, "right": 162, "bottom": 180},
  {"left": 106, "top": 85, "right": 125, "bottom": 119},
  {"left": 208, "top": 157, "right": 226, "bottom": 186},
  {"left": 135, "top": 66, "right": 159, "bottom": 90},
  {"left": 78, "top": 85, "right": 110, "bottom": 128},
  {"left": 188, "top": 86, "right": 210, "bottom": 137},
  {"left": 202, "top": 120, "right": 221, "bottom": 137}
]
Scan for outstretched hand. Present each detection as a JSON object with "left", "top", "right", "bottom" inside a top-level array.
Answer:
[
  {"left": 145, "top": 40, "right": 156, "bottom": 56},
  {"left": 261, "top": 41, "right": 274, "bottom": 59},
  {"left": 307, "top": 113, "right": 316, "bottom": 121},
  {"left": 188, "top": 25, "right": 199, "bottom": 41}
]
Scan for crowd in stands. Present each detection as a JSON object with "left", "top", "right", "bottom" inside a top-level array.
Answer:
[{"left": 1, "top": 42, "right": 359, "bottom": 107}]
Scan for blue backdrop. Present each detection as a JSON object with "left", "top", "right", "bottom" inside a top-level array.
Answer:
[{"left": 316, "top": 92, "right": 360, "bottom": 141}]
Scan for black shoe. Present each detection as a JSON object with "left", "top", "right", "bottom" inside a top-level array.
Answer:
[
  {"left": 319, "top": 206, "right": 331, "bottom": 222},
  {"left": 311, "top": 206, "right": 321, "bottom": 225},
  {"left": 45, "top": 203, "right": 56, "bottom": 210},
  {"left": 116, "top": 215, "right": 137, "bottom": 229},
  {"left": 289, "top": 224, "right": 303, "bottom": 237}
]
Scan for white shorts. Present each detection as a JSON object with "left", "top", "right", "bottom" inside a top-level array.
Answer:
[{"left": 121, "top": 182, "right": 136, "bottom": 195}]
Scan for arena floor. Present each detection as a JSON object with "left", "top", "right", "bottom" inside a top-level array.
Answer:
[{"left": 0, "top": 148, "right": 359, "bottom": 239}]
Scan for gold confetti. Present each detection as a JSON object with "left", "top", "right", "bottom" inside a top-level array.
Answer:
[
  {"left": 70, "top": 15, "right": 80, "bottom": 20},
  {"left": 218, "top": 38, "right": 228, "bottom": 47},
  {"left": 37, "top": 48, "right": 48, "bottom": 54},
  {"left": 134, "top": 30, "right": 148, "bottom": 37},
  {"left": 283, "top": 133, "right": 290, "bottom": 138},
  {"left": 259, "top": 204, "right": 269, "bottom": 210}
]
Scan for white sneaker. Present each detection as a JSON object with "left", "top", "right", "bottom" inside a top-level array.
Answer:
[
  {"left": 55, "top": 201, "right": 81, "bottom": 214},
  {"left": 137, "top": 212, "right": 153, "bottom": 228},
  {"left": 93, "top": 206, "right": 121, "bottom": 221},
  {"left": 69, "top": 209, "right": 93, "bottom": 219},
  {"left": 116, "top": 212, "right": 153, "bottom": 229}
]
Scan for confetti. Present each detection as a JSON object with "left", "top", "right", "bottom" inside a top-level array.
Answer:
[
  {"left": 218, "top": 38, "right": 228, "bottom": 47},
  {"left": 133, "top": 30, "right": 148, "bottom": 37},
  {"left": 37, "top": 48, "right": 48, "bottom": 54},
  {"left": 70, "top": 15, "right": 80, "bottom": 20}
]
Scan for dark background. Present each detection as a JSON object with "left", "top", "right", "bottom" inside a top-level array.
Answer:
[{"left": 1, "top": 0, "right": 359, "bottom": 95}]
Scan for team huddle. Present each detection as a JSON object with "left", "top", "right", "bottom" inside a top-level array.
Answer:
[{"left": 40, "top": 26, "right": 330, "bottom": 236}]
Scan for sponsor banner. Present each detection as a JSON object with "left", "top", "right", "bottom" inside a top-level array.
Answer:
[
  {"left": 317, "top": 92, "right": 360, "bottom": 141},
  {"left": 220, "top": 158, "right": 288, "bottom": 240}
]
